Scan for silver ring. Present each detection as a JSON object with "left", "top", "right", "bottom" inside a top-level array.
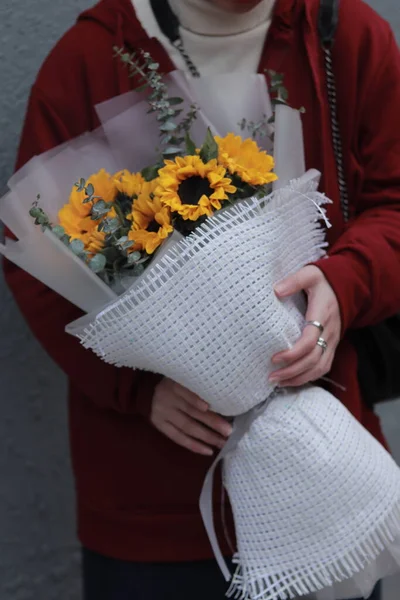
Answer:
[
  {"left": 305, "top": 320, "right": 324, "bottom": 334},
  {"left": 316, "top": 337, "right": 328, "bottom": 353}
]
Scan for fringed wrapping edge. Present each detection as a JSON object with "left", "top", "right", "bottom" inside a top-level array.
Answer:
[{"left": 227, "top": 497, "right": 400, "bottom": 600}]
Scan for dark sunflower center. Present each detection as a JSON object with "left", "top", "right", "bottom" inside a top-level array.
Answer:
[
  {"left": 147, "top": 219, "right": 161, "bottom": 233},
  {"left": 178, "top": 176, "right": 212, "bottom": 206}
]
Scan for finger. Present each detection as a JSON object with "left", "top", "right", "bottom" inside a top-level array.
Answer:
[
  {"left": 274, "top": 266, "right": 319, "bottom": 299},
  {"left": 173, "top": 410, "right": 227, "bottom": 449},
  {"left": 159, "top": 421, "right": 214, "bottom": 456},
  {"left": 270, "top": 344, "right": 324, "bottom": 383},
  {"left": 278, "top": 356, "right": 330, "bottom": 388},
  {"left": 173, "top": 382, "right": 209, "bottom": 412},
  {"left": 184, "top": 403, "right": 233, "bottom": 438},
  {"left": 272, "top": 325, "right": 321, "bottom": 366}
]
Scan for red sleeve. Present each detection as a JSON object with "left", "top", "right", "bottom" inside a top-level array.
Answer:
[
  {"left": 3, "top": 84, "right": 162, "bottom": 416},
  {"left": 315, "top": 30, "right": 400, "bottom": 333}
]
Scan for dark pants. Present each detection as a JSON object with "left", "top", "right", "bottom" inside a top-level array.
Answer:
[{"left": 82, "top": 548, "right": 382, "bottom": 600}]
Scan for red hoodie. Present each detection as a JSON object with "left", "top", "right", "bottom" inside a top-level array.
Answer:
[{"left": 4, "top": 0, "right": 400, "bottom": 562}]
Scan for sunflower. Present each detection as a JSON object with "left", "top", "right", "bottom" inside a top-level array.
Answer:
[
  {"left": 114, "top": 170, "right": 159, "bottom": 214},
  {"left": 114, "top": 170, "right": 145, "bottom": 198},
  {"left": 128, "top": 193, "right": 173, "bottom": 255},
  {"left": 216, "top": 133, "right": 278, "bottom": 187},
  {"left": 155, "top": 155, "right": 236, "bottom": 221},
  {"left": 58, "top": 169, "right": 117, "bottom": 251}
]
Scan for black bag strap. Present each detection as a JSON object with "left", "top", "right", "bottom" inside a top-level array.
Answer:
[
  {"left": 149, "top": 0, "right": 179, "bottom": 42},
  {"left": 318, "top": 0, "right": 340, "bottom": 47},
  {"left": 318, "top": 0, "right": 350, "bottom": 221},
  {"left": 149, "top": 0, "right": 200, "bottom": 76}
]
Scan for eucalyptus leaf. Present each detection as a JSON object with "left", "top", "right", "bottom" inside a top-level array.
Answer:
[
  {"left": 52, "top": 225, "right": 65, "bottom": 239},
  {"left": 126, "top": 251, "right": 142, "bottom": 265},
  {"left": 85, "top": 183, "right": 94, "bottom": 197},
  {"left": 163, "top": 147, "right": 183, "bottom": 156},
  {"left": 75, "top": 178, "right": 86, "bottom": 192},
  {"left": 168, "top": 97, "right": 183, "bottom": 106},
  {"left": 91, "top": 200, "right": 110, "bottom": 220},
  {"left": 199, "top": 128, "right": 218, "bottom": 163},
  {"left": 101, "top": 217, "right": 120, "bottom": 234},
  {"left": 29, "top": 207, "right": 42, "bottom": 219},
  {"left": 89, "top": 254, "right": 107, "bottom": 273},
  {"left": 159, "top": 121, "right": 178, "bottom": 133},
  {"left": 70, "top": 239, "right": 85, "bottom": 255},
  {"left": 36, "top": 214, "right": 49, "bottom": 226}
]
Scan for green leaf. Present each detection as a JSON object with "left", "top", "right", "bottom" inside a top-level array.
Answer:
[
  {"left": 75, "top": 178, "right": 86, "bottom": 192},
  {"left": 116, "top": 236, "right": 134, "bottom": 251},
  {"left": 70, "top": 239, "right": 85, "bottom": 255},
  {"left": 159, "top": 121, "right": 178, "bottom": 133},
  {"left": 29, "top": 207, "right": 42, "bottom": 219},
  {"left": 141, "top": 164, "right": 161, "bottom": 182},
  {"left": 91, "top": 200, "right": 110, "bottom": 220},
  {"left": 85, "top": 183, "right": 94, "bottom": 197},
  {"left": 157, "top": 108, "right": 176, "bottom": 122},
  {"left": 127, "top": 251, "right": 142, "bottom": 264},
  {"left": 148, "top": 62, "right": 160, "bottom": 71},
  {"left": 163, "top": 146, "right": 182, "bottom": 156},
  {"left": 36, "top": 214, "right": 49, "bottom": 226},
  {"left": 89, "top": 254, "right": 107, "bottom": 273},
  {"left": 168, "top": 97, "right": 183, "bottom": 106},
  {"left": 101, "top": 217, "right": 120, "bottom": 234},
  {"left": 52, "top": 225, "right": 65, "bottom": 239},
  {"left": 199, "top": 128, "right": 218, "bottom": 163},
  {"left": 185, "top": 133, "right": 196, "bottom": 155}
]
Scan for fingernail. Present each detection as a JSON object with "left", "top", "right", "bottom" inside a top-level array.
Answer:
[
  {"left": 222, "top": 424, "right": 233, "bottom": 437},
  {"left": 269, "top": 375, "right": 279, "bottom": 383},
  {"left": 203, "top": 448, "right": 214, "bottom": 456},
  {"left": 274, "top": 284, "right": 286, "bottom": 296},
  {"left": 218, "top": 440, "right": 226, "bottom": 449}
]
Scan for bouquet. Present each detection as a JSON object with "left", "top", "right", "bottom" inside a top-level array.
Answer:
[{"left": 2, "top": 53, "right": 400, "bottom": 600}]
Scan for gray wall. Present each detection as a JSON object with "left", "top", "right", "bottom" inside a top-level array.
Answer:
[
  {"left": 0, "top": 1, "right": 399, "bottom": 599},
  {"left": 1, "top": 2, "right": 88, "bottom": 598}
]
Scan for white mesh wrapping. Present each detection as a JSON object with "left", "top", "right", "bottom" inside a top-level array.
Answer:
[
  {"left": 67, "top": 170, "right": 400, "bottom": 599},
  {"left": 68, "top": 172, "right": 326, "bottom": 416},
  {"left": 225, "top": 387, "right": 400, "bottom": 600}
]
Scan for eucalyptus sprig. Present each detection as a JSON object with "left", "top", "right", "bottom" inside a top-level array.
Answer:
[
  {"left": 114, "top": 47, "right": 198, "bottom": 163},
  {"left": 238, "top": 115, "right": 272, "bottom": 141}
]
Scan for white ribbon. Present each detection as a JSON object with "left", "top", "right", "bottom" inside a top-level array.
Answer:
[{"left": 199, "top": 391, "right": 281, "bottom": 581}]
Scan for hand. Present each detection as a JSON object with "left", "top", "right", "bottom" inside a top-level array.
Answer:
[
  {"left": 151, "top": 378, "right": 233, "bottom": 456},
  {"left": 270, "top": 265, "right": 341, "bottom": 387}
]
